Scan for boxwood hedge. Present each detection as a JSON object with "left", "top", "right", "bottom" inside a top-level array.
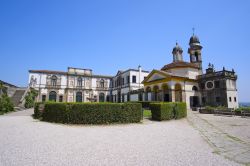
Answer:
[
  {"left": 150, "top": 102, "right": 187, "bottom": 121},
  {"left": 34, "top": 102, "right": 142, "bottom": 124}
]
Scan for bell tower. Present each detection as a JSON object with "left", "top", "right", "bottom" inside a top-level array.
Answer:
[
  {"left": 188, "top": 29, "right": 203, "bottom": 72},
  {"left": 172, "top": 42, "right": 183, "bottom": 62}
]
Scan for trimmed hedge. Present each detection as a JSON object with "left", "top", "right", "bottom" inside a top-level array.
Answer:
[
  {"left": 35, "top": 102, "right": 142, "bottom": 124},
  {"left": 174, "top": 102, "right": 187, "bottom": 119},
  {"left": 150, "top": 102, "right": 187, "bottom": 121},
  {"left": 130, "top": 101, "right": 158, "bottom": 109},
  {"left": 150, "top": 102, "right": 175, "bottom": 120}
]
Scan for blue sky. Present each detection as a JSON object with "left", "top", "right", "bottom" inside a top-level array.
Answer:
[{"left": 0, "top": 0, "right": 249, "bottom": 102}]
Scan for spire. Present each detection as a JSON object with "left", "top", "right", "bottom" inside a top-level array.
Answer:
[{"left": 192, "top": 27, "right": 195, "bottom": 36}]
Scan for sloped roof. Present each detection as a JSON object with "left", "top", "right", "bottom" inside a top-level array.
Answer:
[{"left": 161, "top": 61, "right": 199, "bottom": 71}]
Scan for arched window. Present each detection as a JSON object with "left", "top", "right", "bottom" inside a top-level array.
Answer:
[
  {"left": 49, "top": 91, "right": 57, "bottom": 102},
  {"left": 99, "top": 93, "right": 105, "bottom": 102},
  {"left": 100, "top": 79, "right": 105, "bottom": 88},
  {"left": 195, "top": 52, "right": 199, "bottom": 61},
  {"left": 192, "top": 86, "right": 198, "bottom": 91},
  {"left": 77, "top": 77, "right": 82, "bottom": 87},
  {"left": 51, "top": 75, "right": 57, "bottom": 87},
  {"left": 76, "top": 92, "right": 83, "bottom": 102}
]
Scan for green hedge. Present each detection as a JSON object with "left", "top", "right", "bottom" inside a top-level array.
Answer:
[
  {"left": 130, "top": 101, "right": 158, "bottom": 109},
  {"left": 174, "top": 102, "right": 187, "bottom": 119},
  {"left": 150, "top": 102, "right": 187, "bottom": 121},
  {"left": 35, "top": 102, "right": 142, "bottom": 124}
]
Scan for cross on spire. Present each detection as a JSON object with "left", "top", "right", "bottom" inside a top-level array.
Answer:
[{"left": 192, "top": 27, "right": 195, "bottom": 35}]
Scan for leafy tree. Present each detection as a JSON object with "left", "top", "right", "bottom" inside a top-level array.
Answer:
[{"left": 25, "top": 89, "right": 38, "bottom": 108}]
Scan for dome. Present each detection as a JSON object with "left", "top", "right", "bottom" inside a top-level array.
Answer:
[
  {"left": 172, "top": 43, "right": 183, "bottom": 53},
  {"left": 189, "top": 35, "right": 200, "bottom": 45}
]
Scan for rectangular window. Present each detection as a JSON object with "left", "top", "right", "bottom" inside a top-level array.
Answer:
[
  {"left": 59, "top": 96, "right": 63, "bottom": 102},
  {"left": 216, "top": 97, "right": 221, "bottom": 103},
  {"left": 215, "top": 81, "right": 220, "bottom": 88},
  {"left": 42, "top": 95, "right": 46, "bottom": 102},
  {"left": 132, "top": 76, "right": 136, "bottom": 83},
  {"left": 234, "top": 97, "right": 237, "bottom": 102},
  {"left": 127, "top": 76, "right": 130, "bottom": 84},
  {"left": 229, "top": 97, "right": 232, "bottom": 102},
  {"left": 122, "top": 78, "right": 124, "bottom": 85}
]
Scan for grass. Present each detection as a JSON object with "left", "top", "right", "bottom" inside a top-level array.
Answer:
[{"left": 143, "top": 109, "right": 151, "bottom": 118}]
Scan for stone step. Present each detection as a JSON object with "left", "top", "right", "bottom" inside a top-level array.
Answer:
[{"left": 11, "top": 90, "right": 26, "bottom": 107}]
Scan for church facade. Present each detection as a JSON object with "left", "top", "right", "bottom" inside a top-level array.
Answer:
[
  {"left": 28, "top": 34, "right": 239, "bottom": 109},
  {"left": 142, "top": 34, "right": 238, "bottom": 109}
]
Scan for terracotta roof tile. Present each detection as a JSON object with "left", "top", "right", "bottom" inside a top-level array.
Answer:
[{"left": 161, "top": 61, "right": 199, "bottom": 70}]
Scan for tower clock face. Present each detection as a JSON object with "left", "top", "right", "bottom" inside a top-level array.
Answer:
[{"left": 206, "top": 81, "right": 214, "bottom": 89}]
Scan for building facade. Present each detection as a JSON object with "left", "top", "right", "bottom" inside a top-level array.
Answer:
[
  {"left": 142, "top": 34, "right": 239, "bottom": 109},
  {"left": 29, "top": 67, "right": 148, "bottom": 103}
]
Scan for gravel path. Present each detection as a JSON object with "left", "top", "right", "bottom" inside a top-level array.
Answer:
[{"left": 0, "top": 109, "right": 240, "bottom": 166}]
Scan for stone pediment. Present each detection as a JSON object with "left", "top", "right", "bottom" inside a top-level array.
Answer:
[{"left": 143, "top": 70, "right": 172, "bottom": 83}]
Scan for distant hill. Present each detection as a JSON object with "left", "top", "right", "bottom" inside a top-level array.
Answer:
[{"left": 239, "top": 102, "right": 250, "bottom": 107}]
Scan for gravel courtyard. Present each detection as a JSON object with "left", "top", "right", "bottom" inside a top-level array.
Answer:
[{"left": 0, "top": 109, "right": 241, "bottom": 166}]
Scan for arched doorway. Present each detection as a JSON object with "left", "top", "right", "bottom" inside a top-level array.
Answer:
[
  {"left": 153, "top": 85, "right": 159, "bottom": 101},
  {"left": 49, "top": 91, "right": 57, "bottom": 102},
  {"left": 175, "top": 83, "right": 182, "bottom": 102},
  {"left": 162, "top": 84, "right": 170, "bottom": 102},
  {"left": 76, "top": 92, "right": 83, "bottom": 102},
  {"left": 99, "top": 93, "right": 105, "bottom": 102}
]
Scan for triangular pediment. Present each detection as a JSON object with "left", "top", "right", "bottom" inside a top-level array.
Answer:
[{"left": 143, "top": 70, "right": 172, "bottom": 83}]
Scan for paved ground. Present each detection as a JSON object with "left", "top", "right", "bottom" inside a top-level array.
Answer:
[
  {"left": 0, "top": 109, "right": 241, "bottom": 166},
  {"left": 188, "top": 111, "right": 250, "bottom": 165}
]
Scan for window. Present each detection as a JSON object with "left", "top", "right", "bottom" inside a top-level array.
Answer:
[
  {"left": 77, "top": 77, "right": 82, "bottom": 87},
  {"left": 132, "top": 76, "right": 136, "bottom": 83},
  {"left": 234, "top": 97, "right": 237, "bottom": 102},
  {"left": 49, "top": 91, "right": 57, "bottom": 102},
  {"left": 100, "top": 79, "right": 105, "bottom": 88},
  {"left": 192, "top": 86, "right": 198, "bottom": 91},
  {"left": 215, "top": 81, "right": 220, "bottom": 88},
  {"left": 122, "top": 78, "right": 124, "bottom": 85},
  {"left": 76, "top": 92, "right": 83, "bottom": 102},
  {"left": 59, "top": 96, "right": 63, "bottom": 102},
  {"left": 229, "top": 97, "right": 232, "bottom": 102},
  {"left": 99, "top": 93, "right": 105, "bottom": 102},
  {"left": 42, "top": 95, "right": 46, "bottom": 102},
  {"left": 127, "top": 76, "right": 130, "bottom": 84},
  {"left": 195, "top": 52, "right": 199, "bottom": 61},
  {"left": 216, "top": 97, "right": 221, "bottom": 103},
  {"left": 51, "top": 75, "right": 57, "bottom": 87}
]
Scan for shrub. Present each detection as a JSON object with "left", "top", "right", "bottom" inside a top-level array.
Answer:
[
  {"left": 39, "top": 102, "right": 142, "bottom": 124},
  {"left": 174, "top": 102, "right": 187, "bottom": 119},
  {"left": 150, "top": 102, "right": 174, "bottom": 121},
  {"left": 150, "top": 102, "right": 187, "bottom": 121},
  {"left": 0, "top": 94, "right": 14, "bottom": 113},
  {"left": 34, "top": 102, "right": 44, "bottom": 119},
  {"left": 25, "top": 89, "right": 38, "bottom": 108}
]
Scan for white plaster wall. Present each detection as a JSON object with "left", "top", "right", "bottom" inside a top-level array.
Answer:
[{"left": 227, "top": 91, "right": 239, "bottom": 109}]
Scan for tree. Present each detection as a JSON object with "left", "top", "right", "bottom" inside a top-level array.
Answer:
[
  {"left": 24, "top": 89, "right": 38, "bottom": 108},
  {"left": 0, "top": 94, "right": 14, "bottom": 113}
]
